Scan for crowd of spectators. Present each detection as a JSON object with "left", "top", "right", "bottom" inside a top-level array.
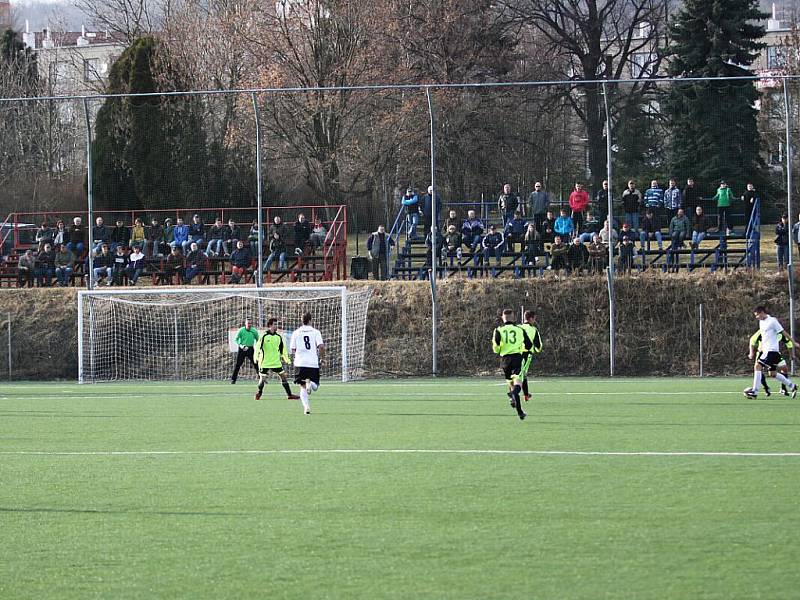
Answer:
[{"left": 7, "top": 212, "right": 330, "bottom": 287}]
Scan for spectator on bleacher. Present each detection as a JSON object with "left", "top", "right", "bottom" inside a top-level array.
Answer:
[
  {"left": 594, "top": 180, "right": 610, "bottom": 221},
  {"left": 504, "top": 211, "right": 526, "bottom": 253},
  {"left": 578, "top": 211, "right": 601, "bottom": 243},
  {"left": 112, "top": 245, "right": 129, "bottom": 285},
  {"left": 36, "top": 242, "right": 55, "bottom": 286},
  {"left": 444, "top": 209, "right": 460, "bottom": 232},
  {"left": 742, "top": 182, "right": 759, "bottom": 223},
  {"left": 621, "top": 180, "right": 643, "bottom": 230},
  {"left": 444, "top": 224, "right": 463, "bottom": 266},
  {"left": 35, "top": 222, "right": 53, "bottom": 252},
  {"left": 163, "top": 247, "right": 184, "bottom": 285},
  {"left": 110, "top": 218, "right": 128, "bottom": 253},
  {"left": 669, "top": 207, "right": 690, "bottom": 252},
  {"left": 567, "top": 236, "right": 588, "bottom": 274},
  {"left": 52, "top": 220, "right": 68, "bottom": 249},
  {"left": 294, "top": 213, "right": 312, "bottom": 255},
  {"left": 684, "top": 177, "right": 701, "bottom": 212},
  {"left": 776, "top": 214, "right": 790, "bottom": 271},
  {"left": 548, "top": 236, "right": 568, "bottom": 271},
  {"left": 91, "top": 217, "right": 109, "bottom": 255},
  {"left": 569, "top": 182, "right": 590, "bottom": 232},
  {"left": 541, "top": 210, "right": 556, "bottom": 243},
  {"left": 498, "top": 183, "right": 521, "bottom": 226},
  {"left": 163, "top": 218, "right": 175, "bottom": 252},
  {"left": 600, "top": 219, "right": 618, "bottom": 247},
  {"left": 54, "top": 243, "right": 75, "bottom": 287},
  {"left": 422, "top": 185, "right": 441, "bottom": 232},
  {"left": 126, "top": 246, "right": 146, "bottom": 285},
  {"left": 67, "top": 217, "right": 85, "bottom": 257},
  {"left": 587, "top": 234, "right": 606, "bottom": 273},
  {"left": 173, "top": 217, "right": 190, "bottom": 252},
  {"left": 554, "top": 208, "right": 574, "bottom": 242},
  {"left": 401, "top": 188, "right": 421, "bottom": 240},
  {"left": 129, "top": 218, "right": 146, "bottom": 250},
  {"left": 184, "top": 242, "right": 206, "bottom": 284},
  {"left": 264, "top": 231, "right": 287, "bottom": 273},
  {"left": 461, "top": 210, "right": 483, "bottom": 254},
  {"left": 249, "top": 220, "right": 264, "bottom": 248},
  {"left": 206, "top": 218, "right": 225, "bottom": 257},
  {"left": 229, "top": 240, "right": 252, "bottom": 284},
  {"left": 424, "top": 227, "right": 444, "bottom": 271},
  {"left": 639, "top": 208, "right": 662, "bottom": 251},
  {"left": 619, "top": 236, "right": 635, "bottom": 274},
  {"left": 644, "top": 179, "right": 664, "bottom": 212},
  {"left": 523, "top": 222, "right": 542, "bottom": 267},
  {"left": 188, "top": 214, "right": 205, "bottom": 249},
  {"left": 619, "top": 222, "right": 636, "bottom": 246},
  {"left": 792, "top": 214, "right": 800, "bottom": 260},
  {"left": 367, "top": 224, "right": 393, "bottom": 281},
  {"left": 17, "top": 248, "right": 36, "bottom": 287},
  {"left": 482, "top": 224, "right": 504, "bottom": 273},
  {"left": 664, "top": 179, "right": 682, "bottom": 222},
  {"left": 528, "top": 181, "right": 550, "bottom": 232},
  {"left": 268, "top": 215, "right": 286, "bottom": 241},
  {"left": 310, "top": 218, "right": 327, "bottom": 250},
  {"left": 712, "top": 181, "right": 734, "bottom": 235},
  {"left": 146, "top": 218, "right": 164, "bottom": 257},
  {"left": 223, "top": 219, "right": 243, "bottom": 256},
  {"left": 691, "top": 206, "right": 708, "bottom": 249},
  {"left": 92, "top": 243, "right": 113, "bottom": 286}
]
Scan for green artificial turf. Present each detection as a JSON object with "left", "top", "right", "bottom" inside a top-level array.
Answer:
[{"left": 1, "top": 377, "right": 799, "bottom": 599}]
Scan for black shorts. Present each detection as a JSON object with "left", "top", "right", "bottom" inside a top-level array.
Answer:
[
  {"left": 259, "top": 367, "right": 286, "bottom": 376},
  {"left": 294, "top": 367, "right": 321, "bottom": 385},
  {"left": 501, "top": 354, "right": 523, "bottom": 381},
  {"left": 758, "top": 351, "right": 785, "bottom": 370}
]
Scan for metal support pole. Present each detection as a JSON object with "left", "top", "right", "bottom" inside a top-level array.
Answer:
[
  {"left": 426, "top": 87, "right": 438, "bottom": 377},
  {"left": 83, "top": 98, "right": 94, "bottom": 290},
  {"left": 699, "top": 303, "right": 704, "bottom": 377},
  {"left": 252, "top": 92, "right": 264, "bottom": 287},
  {"left": 602, "top": 82, "right": 615, "bottom": 376},
  {"left": 784, "top": 79, "right": 795, "bottom": 373},
  {"left": 4, "top": 313, "right": 10, "bottom": 380}
]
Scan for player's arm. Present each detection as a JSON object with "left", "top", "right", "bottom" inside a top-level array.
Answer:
[
  {"left": 521, "top": 328, "right": 533, "bottom": 352},
  {"left": 780, "top": 330, "right": 797, "bottom": 355},
  {"left": 531, "top": 328, "right": 543, "bottom": 353},
  {"left": 289, "top": 331, "right": 298, "bottom": 358},
  {"left": 748, "top": 331, "right": 761, "bottom": 360},
  {"left": 316, "top": 331, "right": 325, "bottom": 365},
  {"left": 279, "top": 336, "right": 289, "bottom": 364},
  {"left": 254, "top": 335, "right": 264, "bottom": 363},
  {"left": 492, "top": 328, "right": 501, "bottom": 354}
]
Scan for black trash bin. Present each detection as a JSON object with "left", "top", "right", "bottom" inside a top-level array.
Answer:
[{"left": 350, "top": 256, "right": 369, "bottom": 280}]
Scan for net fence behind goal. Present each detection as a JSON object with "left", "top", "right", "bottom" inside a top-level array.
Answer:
[{"left": 77, "top": 287, "right": 372, "bottom": 383}]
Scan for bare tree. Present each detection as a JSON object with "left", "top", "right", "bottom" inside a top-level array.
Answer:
[{"left": 72, "top": 0, "right": 167, "bottom": 42}]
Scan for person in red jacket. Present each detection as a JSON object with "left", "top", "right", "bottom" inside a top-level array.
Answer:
[{"left": 569, "top": 182, "right": 590, "bottom": 232}]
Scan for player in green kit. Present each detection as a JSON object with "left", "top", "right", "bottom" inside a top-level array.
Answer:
[
  {"left": 492, "top": 308, "right": 533, "bottom": 420},
  {"left": 254, "top": 317, "right": 300, "bottom": 401},
  {"left": 519, "top": 310, "right": 543, "bottom": 402}
]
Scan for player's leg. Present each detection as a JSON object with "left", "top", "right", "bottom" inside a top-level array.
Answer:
[
  {"left": 760, "top": 369, "right": 771, "bottom": 396},
  {"left": 746, "top": 360, "right": 763, "bottom": 398},
  {"left": 247, "top": 347, "right": 259, "bottom": 376},
  {"left": 278, "top": 370, "right": 300, "bottom": 399},
  {"left": 255, "top": 369, "right": 267, "bottom": 400},
  {"left": 231, "top": 348, "right": 246, "bottom": 384},
  {"left": 773, "top": 360, "right": 797, "bottom": 397},
  {"left": 295, "top": 369, "right": 311, "bottom": 414},
  {"left": 519, "top": 353, "right": 532, "bottom": 401},
  {"left": 510, "top": 374, "right": 525, "bottom": 420}
]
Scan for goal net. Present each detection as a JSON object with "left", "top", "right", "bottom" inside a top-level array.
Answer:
[{"left": 77, "top": 286, "right": 372, "bottom": 383}]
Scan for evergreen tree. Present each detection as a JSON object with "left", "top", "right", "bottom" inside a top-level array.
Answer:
[{"left": 664, "top": 0, "right": 769, "bottom": 195}]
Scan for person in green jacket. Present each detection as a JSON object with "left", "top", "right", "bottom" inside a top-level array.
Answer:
[
  {"left": 712, "top": 180, "right": 734, "bottom": 235},
  {"left": 231, "top": 318, "right": 260, "bottom": 384}
]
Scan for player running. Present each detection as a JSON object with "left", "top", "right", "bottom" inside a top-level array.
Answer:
[
  {"left": 749, "top": 328, "right": 795, "bottom": 396},
  {"left": 254, "top": 317, "right": 300, "bottom": 401},
  {"left": 519, "top": 310, "right": 543, "bottom": 402},
  {"left": 289, "top": 312, "right": 325, "bottom": 415},
  {"left": 493, "top": 308, "right": 533, "bottom": 420},
  {"left": 744, "top": 306, "right": 798, "bottom": 399}
]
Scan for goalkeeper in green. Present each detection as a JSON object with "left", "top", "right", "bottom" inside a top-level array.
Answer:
[
  {"left": 254, "top": 317, "right": 300, "bottom": 401},
  {"left": 519, "top": 310, "right": 543, "bottom": 402},
  {"left": 492, "top": 308, "right": 533, "bottom": 420}
]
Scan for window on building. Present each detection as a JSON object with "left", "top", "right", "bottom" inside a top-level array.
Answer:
[
  {"left": 629, "top": 52, "right": 654, "bottom": 78},
  {"left": 767, "top": 46, "right": 786, "bottom": 70},
  {"left": 83, "top": 58, "right": 101, "bottom": 82}
]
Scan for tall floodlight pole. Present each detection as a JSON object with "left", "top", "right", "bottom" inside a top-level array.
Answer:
[
  {"left": 83, "top": 98, "right": 94, "bottom": 290},
  {"left": 784, "top": 78, "right": 796, "bottom": 373},
  {"left": 426, "top": 87, "right": 438, "bottom": 377},
  {"left": 252, "top": 93, "right": 264, "bottom": 287},
  {"left": 602, "top": 82, "right": 616, "bottom": 376}
]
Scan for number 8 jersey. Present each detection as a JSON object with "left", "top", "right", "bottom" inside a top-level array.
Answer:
[{"left": 290, "top": 325, "right": 325, "bottom": 368}]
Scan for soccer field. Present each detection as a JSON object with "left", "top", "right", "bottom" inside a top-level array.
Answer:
[{"left": 1, "top": 378, "right": 799, "bottom": 599}]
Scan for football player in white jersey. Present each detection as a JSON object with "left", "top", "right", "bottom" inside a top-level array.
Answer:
[
  {"left": 289, "top": 312, "right": 325, "bottom": 414},
  {"left": 744, "top": 306, "right": 798, "bottom": 399}
]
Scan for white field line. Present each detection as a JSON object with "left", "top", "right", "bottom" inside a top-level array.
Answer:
[{"left": 1, "top": 449, "right": 799, "bottom": 458}]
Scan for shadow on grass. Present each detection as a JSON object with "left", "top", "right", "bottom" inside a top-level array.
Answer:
[{"left": 0, "top": 506, "right": 249, "bottom": 516}]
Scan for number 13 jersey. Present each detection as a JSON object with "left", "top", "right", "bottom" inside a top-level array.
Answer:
[{"left": 290, "top": 325, "right": 325, "bottom": 368}]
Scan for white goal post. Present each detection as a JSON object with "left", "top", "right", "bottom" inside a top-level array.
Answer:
[{"left": 77, "top": 286, "right": 372, "bottom": 384}]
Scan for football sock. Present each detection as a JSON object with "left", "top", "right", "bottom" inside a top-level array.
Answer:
[
  {"left": 522, "top": 379, "right": 529, "bottom": 396},
  {"left": 309, "top": 381, "right": 319, "bottom": 392},
  {"left": 257, "top": 382, "right": 264, "bottom": 392},
  {"left": 512, "top": 384, "right": 521, "bottom": 397},
  {"left": 752, "top": 372, "right": 761, "bottom": 392},
  {"left": 761, "top": 373, "right": 770, "bottom": 392},
  {"left": 300, "top": 388, "right": 310, "bottom": 411},
  {"left": 775, "top": 373, "right": 793, "bottom": 387},
  {"left": 282, "top": 381, "right": 292, "bottom": 396}
]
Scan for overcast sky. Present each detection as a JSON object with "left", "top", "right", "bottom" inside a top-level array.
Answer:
[{"left": 10, "top": 0, "right": 85, "bottom": 30}]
